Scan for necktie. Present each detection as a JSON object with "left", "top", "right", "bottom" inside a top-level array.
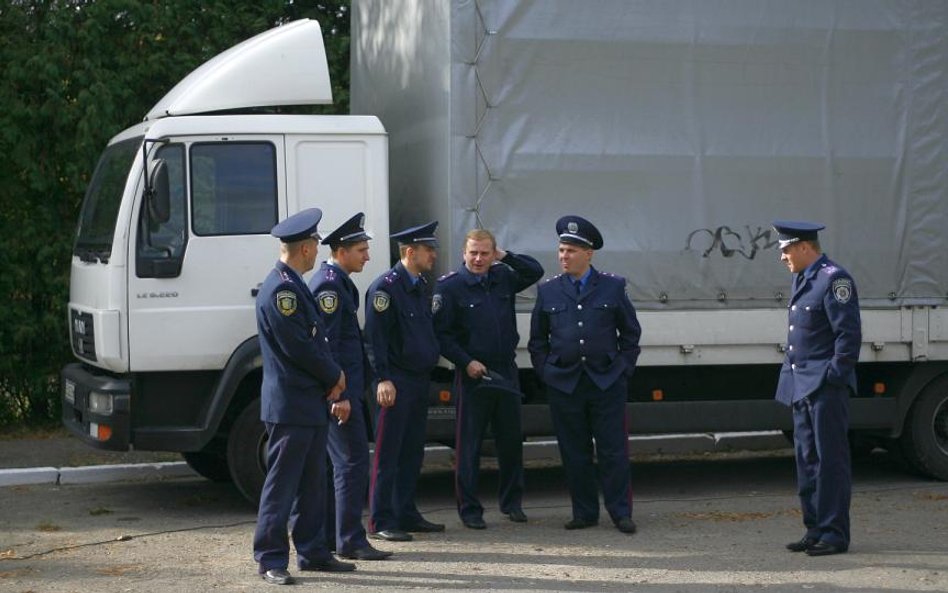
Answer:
[{"left": 574, "top": 280, "right": 582, "bottom": 295}]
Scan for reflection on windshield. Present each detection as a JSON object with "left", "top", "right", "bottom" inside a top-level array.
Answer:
[{"left": 74, "top": 136, "right": 142, "bottom": 263}]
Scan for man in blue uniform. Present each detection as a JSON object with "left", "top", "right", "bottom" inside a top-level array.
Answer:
[
  {"left": 434, "top": 229, "right": 543, "bottom": 529},
  {"left": 773, "top": 220, "right": 861, "bottom": 557},
  {"left": 528, "top": 216, "right": 641, "bottom": 534},
  {"left": 253, "top": 208, "right": 355, "bottom": 585},
  {"left": 364, "top": 221, "right": 443, "bottom": 542},
  {"left": 308, "top": 213, "right": 392, "bottom": 561}
]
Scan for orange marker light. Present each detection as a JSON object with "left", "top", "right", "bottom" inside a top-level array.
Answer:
[
  {"left": 873, "top": 382, "right": 886, "bottom": 395},
  {"left": 439, "top": 390, "right": 452, "bottom": 403},
  {"left": 96, "top": 424, "right": 112, "bottom": 442},
  {"left": 652, "top": 389, "right": 664, "bottom": 401}
]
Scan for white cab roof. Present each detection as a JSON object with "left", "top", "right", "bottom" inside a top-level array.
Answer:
[{"left": 145, "top": 19, "right": 331, "bottom": 121}]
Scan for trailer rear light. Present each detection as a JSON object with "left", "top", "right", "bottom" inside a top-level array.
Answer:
[
  {"left": 89, "top": 422, "right": 112, "bottom": 442},
  {"left": 873, "top": 382, "right": 886, "bottom": 395},
  {"left": 88, "top": 391, "right": 114, "bottom": 415},
  {"left": 652, "top": 389, "right": 664, "bottom": 401},
  {"left": 439, "top": 390, "right": 451, "bottom": 403}
]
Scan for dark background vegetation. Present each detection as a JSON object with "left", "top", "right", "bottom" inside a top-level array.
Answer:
[{"left": 0, "top": 0, "right": 351, "bottom": 427}]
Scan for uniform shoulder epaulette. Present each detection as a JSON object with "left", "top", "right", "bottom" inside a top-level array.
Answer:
[
  {"left": 543, "top": 274, "right": 562, "bottom": 283},
  {"left": 324, "top": 266, "right": 337, "bottom": 282},
  {"left": 600, "top": 271, "right": 626, "bottom": 281},
  {"left": 383, "top": 269, "right": 399, "bottom": 285},
  {"left": 437, "top": 270, "right": 458, "bottom": 283},
  {"left": 279, "top": 270, "right": 293, "bottom": 283},
  {"left": 820, "top": 263, "right": 840, "bottom": 276}
]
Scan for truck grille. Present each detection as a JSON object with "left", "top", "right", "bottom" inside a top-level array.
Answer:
[{"left": 71, "top": 309, "right": 97, "bottom": 362}]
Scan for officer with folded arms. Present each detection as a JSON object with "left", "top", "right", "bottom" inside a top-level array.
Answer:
[
  {"left": 528, "top": 215, "right": 641, "bottom": 535},
  {"left": 364, "top": 221, "right": 444, "bottom": 542},
  {"left": 253, "top": 208, "right": 355, "bottom": 585}
]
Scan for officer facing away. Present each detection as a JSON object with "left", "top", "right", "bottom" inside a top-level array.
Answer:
[
  {"left": 433, "top": 229, "right": 544, "bottom": 529},
  {"left": 773, "top": 220, "right": 861, "bottom": 557},
  {"left": 253, "top": 208, "right": 355, "bottom": 585},
  {"left": 528, "top": 216, "right": 641, "bottom": 534},
  {"left": 363, "top": 221, "right": 444, "bottom": 542},
  {"left": 308, "top": 213, "right": 392, "bottom": 561}
]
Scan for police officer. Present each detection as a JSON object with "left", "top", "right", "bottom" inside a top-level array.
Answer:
[
  {"left": 253, "top": 208, "right": 355, "bottom": 585},
  {"left": 434, "top": 229, "right": 543, "bottom": 529},
  {"left": 773, "top": 220, "right": 861, "bottom": 557},
  {"left": 528, "top": 216, "right": 641, "bottom": 534},
  {"left": 364, "top": 221, "right": 443, "bottom": 542},
  {"left": 308, "top": 213, "right": 392, "bottom": 561}
]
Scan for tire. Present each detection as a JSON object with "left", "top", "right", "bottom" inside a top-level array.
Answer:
[
  {"left": 182, "top": 450, "right": 231, "bottom": 482},
  {"left": 227, "top": 398, "right": 268, "bottom": 506},
  {"left": 899, "top": 376, "right": 948, "bottom": 481}
]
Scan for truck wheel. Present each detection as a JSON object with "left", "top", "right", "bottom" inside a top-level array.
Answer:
[
  {"left": 899, "top": 376, "right": 948, "bottom": 480},
  {"left": 182, "top": 450, "right": 231, "bottom": 482},
  {"left": 227, "top": 398, "right": 267, "bottom": 506}
]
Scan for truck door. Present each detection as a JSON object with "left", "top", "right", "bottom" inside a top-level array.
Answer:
[{"left": 128, "top": 136, "right": 286, "bottom": 372}]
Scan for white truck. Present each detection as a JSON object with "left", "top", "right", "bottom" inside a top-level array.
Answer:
[{"left": 64, "top": 4, "right": 948, "bottom": 505}]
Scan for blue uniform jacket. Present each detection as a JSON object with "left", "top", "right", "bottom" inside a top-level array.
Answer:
[
  {"left": 528, "top": 267, "right": 642, "bottom": 393},
  {"left": 775, "top": 254, "right": 861, "bottom": 405},
  {"left": 363, "top": 262, "right": 440, "bottom": 381},
  {"left": 256, "top": 261, "right": 342, "bottom": 425},
  {"left": 308, "top": 261, "right": 368, "bottom": 401},
  {"left": 433, "top": 252, "right": 544, "bottom": 369}
]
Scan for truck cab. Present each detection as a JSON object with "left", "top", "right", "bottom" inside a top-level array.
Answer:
[{"left": 61, "top": 20, "right": 388, "bottom": 502}]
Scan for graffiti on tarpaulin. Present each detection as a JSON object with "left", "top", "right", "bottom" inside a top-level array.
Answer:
[{"left": 685, "top": 226, "right": 779, "bottom": 259}]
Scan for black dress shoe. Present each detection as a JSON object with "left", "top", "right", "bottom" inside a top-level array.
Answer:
[
  {"left": 806, "top": 541, "right": 846, "bottom": 556},
  {"left": 261, "top": 568, "right": 294, "bottom": 585},
  {"left": 786, "top": 537, "right": 818, "bottom": 552},
  {"left": 299, "top": 557, "right": 356, "bottom": 572},
  {"left": 614, "top": 517, "right": 637, "bottom": 534},
  {"left": 403, "top": 518, "right": 445, "bottom": 533},
  {"left": 340, "top": 545, "right": 393, "bottom": 561},
  {"left": 506, "top": 509, "right": 528, "bottom": 523},
  {"left": 462, "top": 517, "right": 487, "bottom": 529},
  {"left": 369, "top": 529, "right": 413, "bottom": 542},
  {"left": 564, "top": 517, "right": 598, "bottom": 530}
]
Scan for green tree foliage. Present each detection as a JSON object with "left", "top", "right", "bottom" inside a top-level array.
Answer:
[{"left": 0, "top": 0, "right": 351, "bottom": 426}]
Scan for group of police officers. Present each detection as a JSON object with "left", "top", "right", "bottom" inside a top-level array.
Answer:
[{"left": 252, "top": 208, "right": 860, "bottom": 584}]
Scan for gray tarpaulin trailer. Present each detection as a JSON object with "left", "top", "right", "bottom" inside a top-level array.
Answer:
[{"left": 352, "top": 0, "right": 948, "bottom": 479}]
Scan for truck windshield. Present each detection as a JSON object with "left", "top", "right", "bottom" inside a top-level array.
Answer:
[{"left": 74, "top": 136, "right": 143, "bottom": 263}]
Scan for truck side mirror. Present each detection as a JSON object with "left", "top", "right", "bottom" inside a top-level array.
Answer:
[{"left": 147, "top": 160, "right": 171, "bottom": 224}]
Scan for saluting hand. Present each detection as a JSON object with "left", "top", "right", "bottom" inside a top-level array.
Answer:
[
  {"left": 377, "top": 379, "right": 396, "bottom": 408},
  {"left": 327, "top": 370, "right": 346, "bottom": 401}
]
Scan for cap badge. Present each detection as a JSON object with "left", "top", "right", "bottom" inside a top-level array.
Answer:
[{"left": 567, "top": 221, "right": 579, "bottom": 234}]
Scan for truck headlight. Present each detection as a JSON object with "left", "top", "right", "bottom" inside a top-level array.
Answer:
[{"left": 88, "top": 391, "right": 114, "bottom": 415}]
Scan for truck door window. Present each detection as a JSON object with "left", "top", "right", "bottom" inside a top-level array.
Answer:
[
  {"left": 136, "top": 143, "right": 187, "bottom": 278},
  {"left": 190, "top": 142, "right": 278, "bottom": 236}
]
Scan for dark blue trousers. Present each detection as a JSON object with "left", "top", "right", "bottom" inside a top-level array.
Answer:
[
  {"left": 454, "top": 361, "right": 524, "bottom": 521},
  {"left": 253, "top": 422, "right": 330, "bottom": 572},
  {"left": 326, "top": 396, "right": 371, "bottom": 554},
  {"left": 547, "top": 373, "right": 632, "bottom": 523},
  {"left": 792, "top": 382, "right": 852, "bottom": 549},
  {"left": 368, "top": 371, "right": 429, "bottom": 532}
]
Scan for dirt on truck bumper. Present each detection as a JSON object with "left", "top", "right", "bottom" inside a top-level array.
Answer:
[{"left": 61, "top": 362, "right": 131, "bottom": 451}]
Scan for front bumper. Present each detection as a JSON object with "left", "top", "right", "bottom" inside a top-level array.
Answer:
[{"left": 61, "top": 362, "right": 131, "bottom": 451}]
